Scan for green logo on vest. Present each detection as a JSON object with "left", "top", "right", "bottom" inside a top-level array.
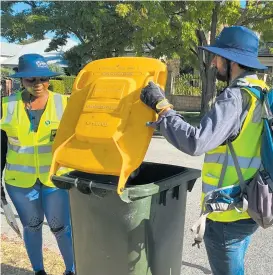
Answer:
[{"left": 45, "top": 120, "right": 51, "bottom": 125}]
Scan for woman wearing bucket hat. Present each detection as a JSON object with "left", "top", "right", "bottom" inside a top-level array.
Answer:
[
  {"left": 140, "top": 26, "right": 268, "bottom": 275},
  {"left": 1, "top": 54, "right": 75, "bottom": 275}
]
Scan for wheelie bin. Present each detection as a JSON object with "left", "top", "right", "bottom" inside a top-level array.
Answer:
[
  {"left": 52, "top": 162, "right": 200, "bottom": 275},
  {"left": 50, "top": 57, "right": 201, "bottom": 275}
]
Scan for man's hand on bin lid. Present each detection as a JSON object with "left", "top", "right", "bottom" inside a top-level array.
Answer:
[{"left": 140, "top": 81, "right": 173, "bottom": 114}]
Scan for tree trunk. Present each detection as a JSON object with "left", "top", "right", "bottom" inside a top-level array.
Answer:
[
  {"left": 198, "top": 48, "right": 207, "bottom": 114},
  {"left": 199, "top": 1, "right": 220, "bottom": 115},
  {"left": 199, "top": 60, "right": 216, "bottom": 115},
  {"left": 204, "top": 66, "right": 216, "bottom": 113}
]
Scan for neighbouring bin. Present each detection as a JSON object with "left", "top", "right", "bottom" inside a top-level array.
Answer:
[{"left": 52, "top": 162, "right": 200, "bottom": 275}]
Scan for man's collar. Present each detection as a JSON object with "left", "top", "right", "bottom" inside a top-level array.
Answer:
[{"left": 229, "top": 72, "right": 258, "bottom": 88}]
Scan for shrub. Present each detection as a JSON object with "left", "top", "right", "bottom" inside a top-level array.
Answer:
[
  {"left": 58, "top": 76, "right": 76, "bottom": 94},
  {"left": 49, "top": 80, "right": 65, "bottom": 94}
]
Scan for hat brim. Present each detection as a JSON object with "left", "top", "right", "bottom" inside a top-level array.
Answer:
[
  {"left": 10, "top": 70, "right": 62, "bottom": 78},
  {"left": 200, "top": 46, "right": 268, "bottom": 70}
]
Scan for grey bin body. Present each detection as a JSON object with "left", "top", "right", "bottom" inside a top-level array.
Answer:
[{"left": 52, "top": 162, "right": 200, "bottom": 275}]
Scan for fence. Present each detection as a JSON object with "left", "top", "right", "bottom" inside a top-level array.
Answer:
[
  {"left": 173, "top": 73, "right": 273, "bottom": 96},
  {"left": 171, "top": 73, "right": 273, "bottom": 111},
  {"left": 173, "top": 74, "right": 202, "bottom": 96}
]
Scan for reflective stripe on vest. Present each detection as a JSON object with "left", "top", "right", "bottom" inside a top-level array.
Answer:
[
  {"left": 6, "top": 163, "right": 36, "bottom": 174},
  {"left": 8, "top": 143, "right": 52, "bottom": 154},
  {"left": 204, "top": 153, "right": 261, "bottom": 169},
  {"left": 3, "top": 95, "right": 17, "bottom": 124},
  {"left": 54, "top": 94, "right": 64, "bottom": 120},
  {"left": 6, "top": 163, "right": 51, "bottom": 174},
  {"left": 39, "top": 165, "right": 51, "bottom": 173},
  {"left": 8, "top": 143, "right": 34, "bottom": 154},
  {"left": 38, "top": 145, "right": 52, "bottom": 154}
]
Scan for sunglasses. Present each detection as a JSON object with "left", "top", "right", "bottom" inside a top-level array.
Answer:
[{"left": 24, "top": 77, "right": 49, "bottom": 83}]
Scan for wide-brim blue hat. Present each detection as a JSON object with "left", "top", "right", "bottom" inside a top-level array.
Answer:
[
  {"left": 200, "top": 26, "right": 267, "bottom": 70},
  {"left": 10, "top": 53, "right": 62, "bottom": 78}
]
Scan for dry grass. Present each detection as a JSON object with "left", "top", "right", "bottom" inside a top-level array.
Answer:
[{"left": 1, "top": 233, "right": 65, "bottom": 275}]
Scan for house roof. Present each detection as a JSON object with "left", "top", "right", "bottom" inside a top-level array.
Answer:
[{"left": 1, "top": 38, "right": 78, "bottom": 67}]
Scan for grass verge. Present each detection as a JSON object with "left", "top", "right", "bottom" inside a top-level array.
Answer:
[{"left": 1, "top": 233, "right": 65, "bottom": 275}]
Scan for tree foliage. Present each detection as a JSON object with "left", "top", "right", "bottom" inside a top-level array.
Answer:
[
  {"left": 48, "top": 63, "right": 65, "bottom": 75},
  {"left": 0, "top": 67, "right": 14, "bottom": 78},
  {"left": 1, "top": 1, "right": 135, "bottom": 74},
  {"left": 115, "top": 0, "right": 273, "bottom": 112},
  {"left": 2, "top": 1, "right": 273, "bottom": 112}
]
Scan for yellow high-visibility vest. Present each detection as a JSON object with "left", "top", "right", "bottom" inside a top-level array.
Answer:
[
  {"left": 1, "top": 91, "right": 69, "bottom": 188},
  {"left": 202, "top": 79, "right": 268, "bottom": 222}
]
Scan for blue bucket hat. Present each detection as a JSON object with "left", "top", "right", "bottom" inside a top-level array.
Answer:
[
  {"left": 10, "top": 54, "right": 62, "bottom": 78},
  {"left": 200, "top": 26, "right": 267, "bottom": 70}
]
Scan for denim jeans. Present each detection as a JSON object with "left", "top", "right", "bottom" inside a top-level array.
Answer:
[
  {"left": 6, "top": 181, "right": 75, "bottom": 273},
  {"left": 204, "top": 218, "right": 258, "bottom": 275}
]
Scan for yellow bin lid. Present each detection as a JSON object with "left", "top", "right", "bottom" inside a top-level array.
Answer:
[{"left": 50, "top": 57, "right": 167, "bottom": 194}]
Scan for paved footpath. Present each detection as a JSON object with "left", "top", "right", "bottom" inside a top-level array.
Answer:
[{"left": 1, "top": 137, "right": 273, "bottom": 274}]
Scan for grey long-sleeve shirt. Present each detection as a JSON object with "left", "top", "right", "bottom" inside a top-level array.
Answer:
[{"left": 154, "top": 73, "right": 259, "bottom": 156}]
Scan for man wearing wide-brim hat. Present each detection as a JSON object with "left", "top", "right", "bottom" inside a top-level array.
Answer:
[
  {"left": 140, "top": 26, "right": 268, "bottom": 274},
  {"left": 1, "top": 54, "right": 75, "bottom": 275}
]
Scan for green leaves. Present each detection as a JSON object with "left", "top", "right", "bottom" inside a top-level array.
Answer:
[
  {"left": 2, "top": 0, "right": 272, "bottom": 92},
  {"left": 1, "top": 1, "right": 135, "bottom": 74},
  {"left": 0, "top": 67, "right": 15, "bottom": 78}
]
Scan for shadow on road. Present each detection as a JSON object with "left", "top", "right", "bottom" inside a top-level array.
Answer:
[{"left": 182, "top": 261, "right": 212, "bottom": 274}]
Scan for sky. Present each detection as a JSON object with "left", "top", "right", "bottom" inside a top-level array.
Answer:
[
  {"left": 240, "top": 0, "right": 246, "bottom": 8},
  {"left": 1, "top": 0, "right": 247, "bottom": 43}
]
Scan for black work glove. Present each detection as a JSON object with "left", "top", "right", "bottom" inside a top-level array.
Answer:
[{"left": 140, "top": 81, "right": 173, "bottom": 113}]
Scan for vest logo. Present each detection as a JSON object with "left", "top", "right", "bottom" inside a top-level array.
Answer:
[{"left": 45, "top": 120, "right": 51, "bottom": 126}]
